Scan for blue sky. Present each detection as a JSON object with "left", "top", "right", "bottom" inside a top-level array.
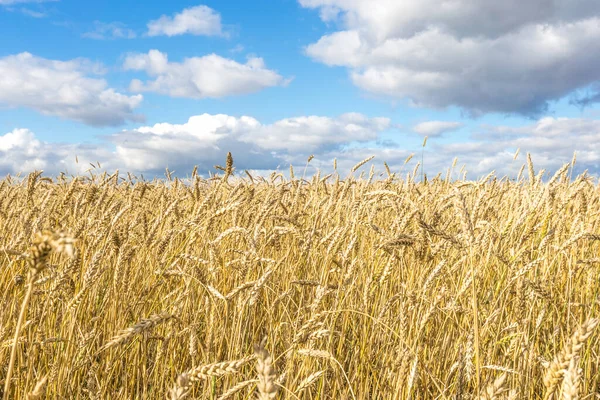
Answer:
[{"left": 1, "top": 0, "right": 599, "bottom": 178}]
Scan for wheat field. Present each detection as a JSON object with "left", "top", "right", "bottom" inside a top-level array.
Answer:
[{"left": 0, "top": 153, "right": 599, "bottom": 399}]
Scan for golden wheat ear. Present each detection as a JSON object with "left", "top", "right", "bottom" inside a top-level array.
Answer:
[{"left": 254, "top": 337, "right": 278, "bottom": 400}]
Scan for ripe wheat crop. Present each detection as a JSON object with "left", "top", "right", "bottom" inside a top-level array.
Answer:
[{"left": 0, "top": 154, "right": 599, "bottom": 399}]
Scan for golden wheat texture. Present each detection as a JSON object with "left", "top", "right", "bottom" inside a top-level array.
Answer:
[{"left": 0, "top": 156, "right": 599, "bottom": 399}]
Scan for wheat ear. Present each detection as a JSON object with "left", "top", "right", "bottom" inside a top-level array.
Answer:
[
  {"left": 255, "top": 338, "right": 278, "bottom": 399},
  {"left": 543, "top": 318, "right": 598, "bottom": 400}
]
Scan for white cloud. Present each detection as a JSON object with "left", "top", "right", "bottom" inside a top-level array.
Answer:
[
  {"left": 111, "top": 114, "right": 266, "bottom": 172},
  {"left": 242, "top": 113, "right": 390, "bottom": 152},
  {"left": 0, "top": 53, "right": 144, "bottom": 126},
  {"left": 147, "top": 5, "right": 224, "bottom": 37},
  {"left": 83, "top": 21, "right": 136, "bottom": 40},
  {"left": 413, "top": 121, "right": 463, "bottom": 137},
  {"left": 20, "top": 8, "right": 46, "bottom": 17},
  {"left": 0, "top": 128, "right": 39, "bottom": 153},
  {"left": 0, "top": 128, "right": 113, "bottom": 175},
  {"left": 124, "top": 50, "right": 288, "bottom": 99},
  {"left": 300, "top": 0, "right": 600, "bottom": 115},
  {"left": 0, "top": 129, "right": 46, "bottom": 172},
  {"left": 229, "top": 44, "right": 245, "bottom": 53}
]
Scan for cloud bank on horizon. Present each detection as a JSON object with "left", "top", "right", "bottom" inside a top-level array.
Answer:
[
  {"left": 2, "top": 114, "right": 598, "bottom": 180},
  {"left": 0, "top": 0, "right": 599, "bottom": 178}
]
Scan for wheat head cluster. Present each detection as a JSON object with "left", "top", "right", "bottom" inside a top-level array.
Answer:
[{"left": 0, "top": 152, "right": 599, "bottom": 399}]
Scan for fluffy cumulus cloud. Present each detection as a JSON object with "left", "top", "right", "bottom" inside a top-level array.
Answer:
[
  {"left": 124, "top": 50, "right": 288, "bottom": 98},
  {"left": 300, "top": 0, "right": 600, "bottom": 115},
  {"left": 0, "top": 129, "right": 45, "bottom": 173},
  {"left": 0, "top": 53, "right": 143, "bottom": 126},
  {"left": 111, "top": 114, "right": 268, "bottom": 172},
  {"left": 147, "top": 5, "right": 224, "bottom": 37},
  {"left": 0, "top": 128, "right": 114, "bottom": 175},
  {"left": 413, "top": 121, "right": 463, "bottom": 137}
]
